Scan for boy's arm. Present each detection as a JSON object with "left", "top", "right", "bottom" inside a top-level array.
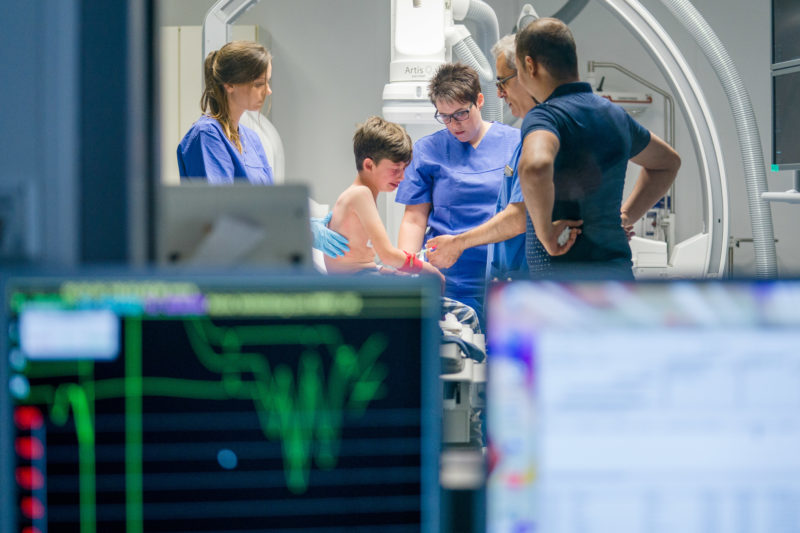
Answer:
[
  {"left": 350, "top": 189, "right": 443, "bottom": 282},
  {"left": 350, "top": 188, "right": 411, "bottom": 269}
]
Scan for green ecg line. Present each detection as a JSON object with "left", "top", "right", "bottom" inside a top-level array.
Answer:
[
  {"left": 23, "top": 317, "right": 390, "bottom": 532},
  {"left": 125, "top": 317, "right": 143, "bottom": 533},
  {"left": 50, "top": 382, "right": 95, "bottom": 533},
  {"left": 184, "top": 319, "right": 389, "bottom": 492}
]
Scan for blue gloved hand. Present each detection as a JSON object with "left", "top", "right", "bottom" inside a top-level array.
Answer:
[{"left": 311, "top": 212, "right": 350, "bottom": 258}]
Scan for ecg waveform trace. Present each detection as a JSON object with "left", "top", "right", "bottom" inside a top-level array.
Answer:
[{"left": 14, "top": 314, "right": 423, "bottom": 533}]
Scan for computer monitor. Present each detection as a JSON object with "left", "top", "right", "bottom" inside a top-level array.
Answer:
[
  {"left": 3, "top": 273, "right": 440, "bottom": 533},
  {"left": 486, "top": 280, "right": 800, "bottom": 533},
  {"left": 772, "top": 67, "right": 800, "bottom": 170},
  {"left": 158, "top": 183, "right": 313, "bottom": 269},
  {"left": 772, "top": 0, "right": 800, "bottom": 66}
]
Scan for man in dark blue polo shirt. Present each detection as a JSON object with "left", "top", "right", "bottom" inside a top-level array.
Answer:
[{"left": 513, "top": 17, "right": 681, "bottom": 278}]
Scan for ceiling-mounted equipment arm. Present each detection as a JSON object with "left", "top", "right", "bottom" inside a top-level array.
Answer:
[{"left": 202, "top": 0, "right": 261, "bottom": 59}]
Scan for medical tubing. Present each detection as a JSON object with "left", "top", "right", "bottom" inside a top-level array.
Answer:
[
  {"left": 452, "top": 37, "right": 503, "bottom": 122},
  {"left": 552, "top": 0, "right": 590, "bottom": 24},
  {"left": 660, "top": 0, "right": 777, "bottom": 277},
  {"left": 465, "top": 37, "right": 504, "bottom": 121},
  {"left": 464, "top": 0, "right": 500, "bottom": 67}
]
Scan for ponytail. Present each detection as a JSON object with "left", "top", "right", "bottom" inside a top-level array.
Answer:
[{"left": 199, "top": 42, "right": 270, "bottom": 153}]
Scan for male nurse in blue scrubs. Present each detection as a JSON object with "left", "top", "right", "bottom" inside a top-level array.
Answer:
[
  {"left": 396, "top": 63, "right": 519, "bottom": 320},
  {"left": 515, "top": 18, "right": 680, "bottom": 277}
]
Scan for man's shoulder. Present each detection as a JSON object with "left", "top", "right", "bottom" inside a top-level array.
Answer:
[{"left": 521, "top": 105, "right": 560, "bottom": 135}]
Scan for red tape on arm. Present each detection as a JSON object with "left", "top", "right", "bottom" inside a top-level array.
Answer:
[{"left": 399, "top": 251, "right": 423, "bottom": 274}]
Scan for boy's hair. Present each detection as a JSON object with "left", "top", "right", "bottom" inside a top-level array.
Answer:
[
  {"left": 428, "top": 63, "right": 481, "bottom": 105},
  {"left": 353, "top": 116, "right": 413, "bottom": 171},
  {"left": 515, "top": 18, "right": 579, "bottom": 81}
]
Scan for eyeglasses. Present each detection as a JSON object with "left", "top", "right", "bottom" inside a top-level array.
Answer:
[
  {"left": 434, "top": 103, "right": 474, "bottom": 124},
  {"left": 495, "top": 72, "right": 517, "bottom": 92}
]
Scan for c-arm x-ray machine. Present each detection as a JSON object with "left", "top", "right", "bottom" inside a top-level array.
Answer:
[
  {"left": 382, "top": 0, "right": 778, "bottom": 280},
  {"left": 201, "top": 0, "right": 778, "bottom": 280}
]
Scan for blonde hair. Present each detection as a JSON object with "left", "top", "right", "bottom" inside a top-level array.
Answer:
[
  {"left": 201, "top": 40, "right": 272, "bottom": 152},
  {"left": 353, "top": 116, "right": 413, "bottom": 171}
]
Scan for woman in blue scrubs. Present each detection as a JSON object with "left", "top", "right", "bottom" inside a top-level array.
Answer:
[
  {"left": 177, "top": 41, "right": 273, "bottom": 183},
  {"left": 396, "top": 63, "right": 519, "bottom": 320},
  {"left": 176, "top": 41, "right": 348, "bottom": 257}
]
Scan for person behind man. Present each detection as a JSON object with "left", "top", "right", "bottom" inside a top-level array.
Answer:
[
  {"left": 426, "top": 34, "right": 550, "bottom": 280},
  {"left": 514, "top": 18, "right": 680, "bottom": 278},
  {"left": 324, "top": 116, "right": 444, "bottom": 282},
  {"left": 396, "top": 63, "right": 519, "bottom": 319}
]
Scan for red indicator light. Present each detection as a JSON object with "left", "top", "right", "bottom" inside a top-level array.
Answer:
[
  {"left": 22, "top": 527, "right": 42, "bottom": 533},
  {"left": 15, "top": 437, "right": 44, "bottom": 460},
  {"left": 16, "top": 467, "right": 44, "bottom": 491},
  {"left": 20, "top": 496, "right": 44, "bottom": 520},
  {"left": 14, "top": 407, "right": 43, "bottom": 430}
]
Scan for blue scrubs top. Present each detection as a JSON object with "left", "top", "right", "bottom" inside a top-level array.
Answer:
[
  {"left": 396, "top": 122, "right": 519, "bottom": 317},
  {"left": 177, "top": 115, "right": 274, "bottom": 184},
  {"left": 486, "top": 141, "right": 528, "bottom": 281},
  {"left": 520, "top": 82, "right": 651, "bottom": 277}
]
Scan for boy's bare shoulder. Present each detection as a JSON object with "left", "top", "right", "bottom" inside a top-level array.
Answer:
[{"left": 338, "top": 184, "right": 373, "bottom": 205}]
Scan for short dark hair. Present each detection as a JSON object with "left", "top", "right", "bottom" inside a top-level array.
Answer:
[
  {"left": 353, "top": 116, "right": 413, "bottom": 171},
  {"left": 515, "top": 18, "right": 579, "bottom": 81},
  {"left": 428, "top": 63, "right": 481, "bottom": 106}
]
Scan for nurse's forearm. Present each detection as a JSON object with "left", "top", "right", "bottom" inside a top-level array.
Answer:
[
  {"left": 456, "top": 202, "right": 527, "bottom": 250},
  {"left": 398, "top": 204, "right": 430, "bottom": 252}
]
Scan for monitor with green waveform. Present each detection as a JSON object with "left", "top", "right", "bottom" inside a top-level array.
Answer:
[{"left": 2, "top": 274, "right": 441, "bottom": 533}]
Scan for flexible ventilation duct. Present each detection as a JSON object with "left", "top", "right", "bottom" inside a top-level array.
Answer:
[{"left": 660, "top": 0, "right": 777, "bottom": 277}]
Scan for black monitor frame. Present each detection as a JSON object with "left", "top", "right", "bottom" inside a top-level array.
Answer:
[{"left": 2, "top": 271, "right": 442, "bottom": 533}]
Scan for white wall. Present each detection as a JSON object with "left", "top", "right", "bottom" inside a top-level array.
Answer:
[{"left": 158, "top": 0, "right": 798, "bottom": 276}]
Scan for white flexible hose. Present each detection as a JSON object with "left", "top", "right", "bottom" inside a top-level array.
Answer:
[
  {"left": 463, "top": 0, "right": 499, "bottom": 64},
  {"left": 452, "top": 36, "right": 503, "bottom": 121},
  {"left": 660, "top": 0, "right": 777, "bottom": 277},
  {"left": 455, "top": 0, "right": 503, "bottom": 122}
]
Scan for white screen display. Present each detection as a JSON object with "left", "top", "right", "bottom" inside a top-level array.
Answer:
[{"left": 488, "top": 282, "right": 800, "bottom": 533}]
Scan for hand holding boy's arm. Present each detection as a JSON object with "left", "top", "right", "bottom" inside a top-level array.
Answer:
[
  {"left": 426, "top": 234, "right": 463, "bottom": 269},
  {"left": 427, "top": 202, "right": 527, "bottom": 268}
]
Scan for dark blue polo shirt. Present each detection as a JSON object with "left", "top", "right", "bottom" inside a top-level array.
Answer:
[{"left": 521, "top": 82, "right": 651, "bottom": 277}]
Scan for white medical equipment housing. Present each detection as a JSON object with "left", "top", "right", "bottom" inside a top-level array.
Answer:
[{"left": 384, "top": 0, "right": 730, "bottom": 278}]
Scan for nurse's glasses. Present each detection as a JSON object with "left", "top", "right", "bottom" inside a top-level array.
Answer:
[
  {"left": 434, "top": 103, "right": 474, "bottom": 124},
  {"left": 495, "top": 72, "right": 517, "bottom": 92}
]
